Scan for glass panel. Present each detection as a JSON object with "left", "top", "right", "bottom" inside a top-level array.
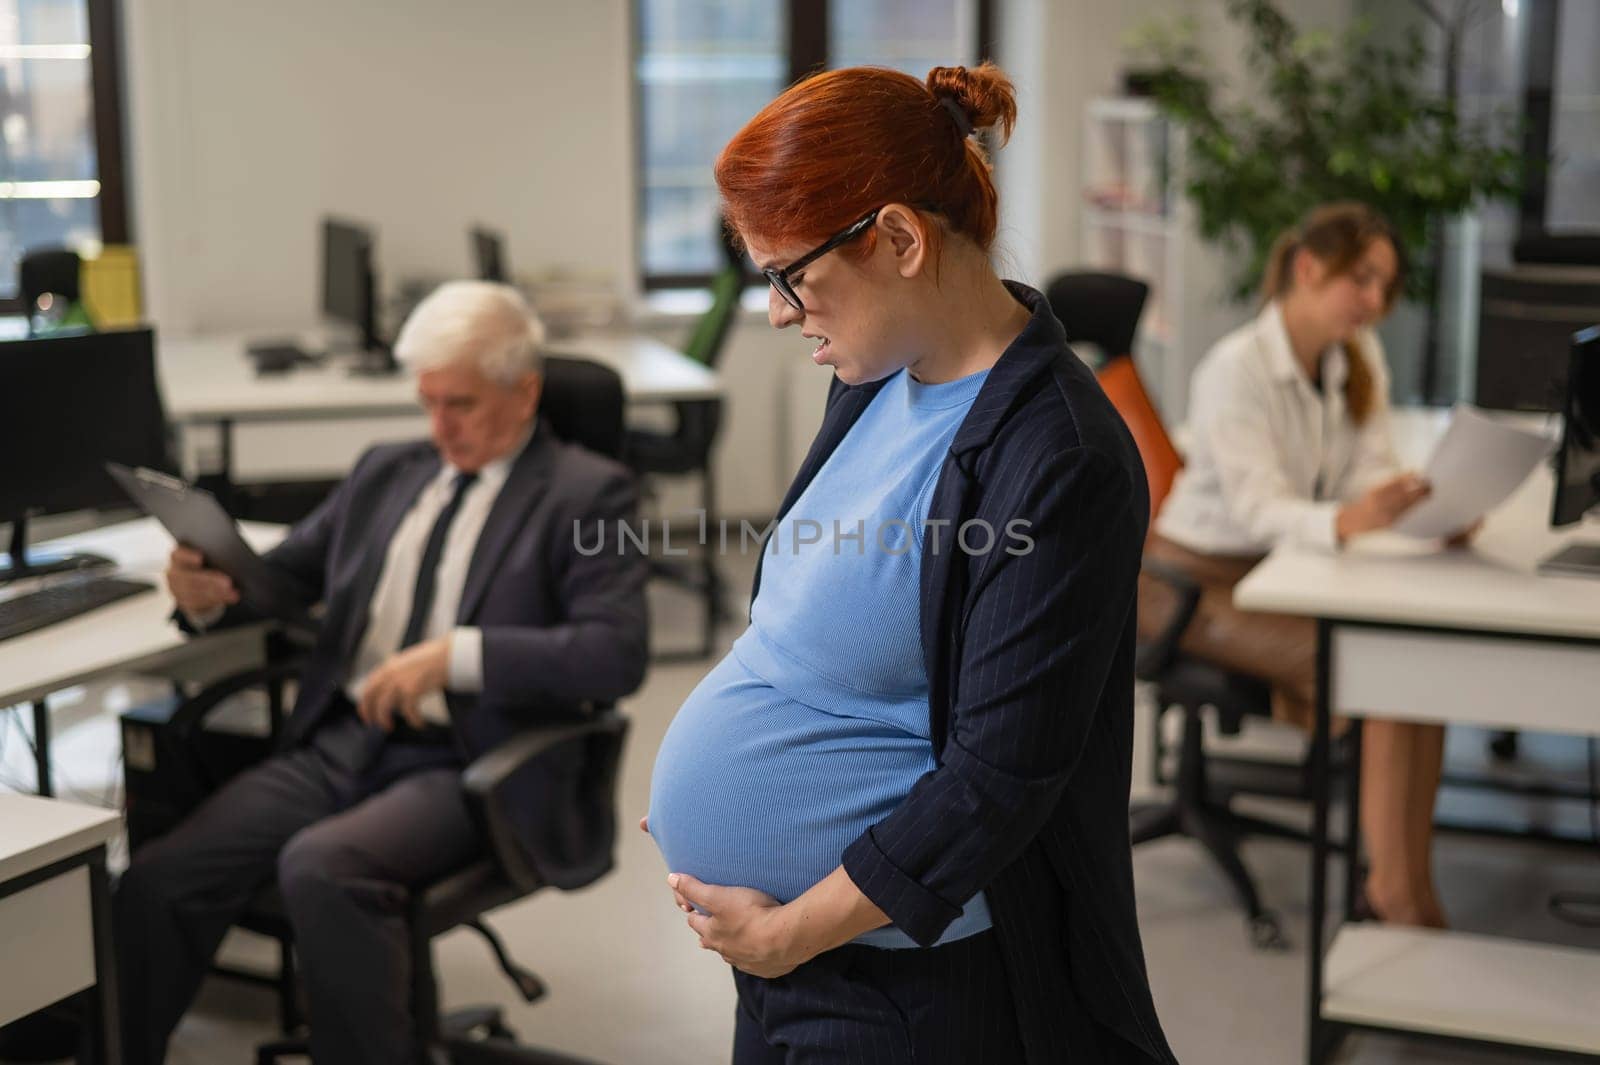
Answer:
[
  {"left": 637, "top": 0, "right": 783, "bottom": 279},
  {"left": 829, "top": 0, "right": 975, "bottom": 77},
  {"left": 0, "top": 0, "right": 98, "bottom": 299}
]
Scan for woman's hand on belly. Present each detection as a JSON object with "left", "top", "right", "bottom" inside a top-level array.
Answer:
[
  {"left": 669, "top": 873, "right": 796, "bottom": 978},
  {"left": 666, "top": 866, "right": 892, "bottom": 979}
]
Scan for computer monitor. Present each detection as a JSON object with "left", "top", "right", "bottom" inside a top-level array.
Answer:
[
  {"left": 320, "top": 217, "right": 395, "bottom": 374},
  {"left": 0, "top": 327, "right": 174, "bottom": 582},
  {"left": 1551, "top": 326, "right": 1600, "bottom": 525},
  {"left": 1539, "top": 325, "right": 1600, "bottom": 577},
  {"left": 471, "top": 226, "right": 507, "bottom": 283}
]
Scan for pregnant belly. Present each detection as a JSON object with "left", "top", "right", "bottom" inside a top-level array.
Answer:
[{"left": 647, "top": 653, "right": 934, "bottom": 905}]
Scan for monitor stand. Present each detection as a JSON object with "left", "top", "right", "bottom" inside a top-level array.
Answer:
[
  {"left": 1, "top": 517, "right": 112, "bottom": 585},
  {"left": 344, "top": 344, "right": 399, "bottom": 377},
  {"left": 1537, "top": 542, "right": 1600, "bottom": 578}
]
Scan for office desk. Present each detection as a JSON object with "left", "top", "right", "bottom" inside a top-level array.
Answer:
[
  {"left": 0, "top": 793, "right": 122, "bottom": 1063},
  {"left": 1235, "top": 423, "right": 1600, "bottom": 1062},
  {"left": 158, "top": 331, "right": 721, "bottom": 481},
  {"left": 0, "top": 518, "right": 285, "bottom": 794}
]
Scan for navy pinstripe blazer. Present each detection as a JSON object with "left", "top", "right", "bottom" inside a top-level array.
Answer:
[{"left": 752, "top": 284, "right": 1178, "bottom": 1064}]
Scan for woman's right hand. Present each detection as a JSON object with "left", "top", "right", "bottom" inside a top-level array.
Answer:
[
  {"left": 1336, "top": 473, "right": 1431, "bottom": 543},
  {"left": 165, "top": 545, "right": 239, "bottom": 615}
]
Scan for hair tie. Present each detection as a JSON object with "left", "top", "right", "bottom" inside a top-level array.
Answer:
[{"left": 938, "top": 95, "right": 975, "bottom": 138}]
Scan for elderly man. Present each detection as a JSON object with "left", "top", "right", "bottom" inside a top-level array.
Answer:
[{"left": 114, "top": 281, "right": 649, "bottom": 1065}]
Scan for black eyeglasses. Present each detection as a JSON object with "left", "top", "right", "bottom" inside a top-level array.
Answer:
[{"left": 762, "top": 208, "right": 881, "bottom": 313}]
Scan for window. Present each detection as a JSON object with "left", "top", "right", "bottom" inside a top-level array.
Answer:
[
  {"left": 0, "top": 0, "right": 127, "bottom": 306},
  {"left": 634, "top": 0, "right": 992, "bottom": 288}
]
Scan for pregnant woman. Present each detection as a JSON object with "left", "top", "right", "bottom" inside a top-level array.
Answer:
[{"left": 647, "top": 63, "right": 1178, "bottom": 1065}]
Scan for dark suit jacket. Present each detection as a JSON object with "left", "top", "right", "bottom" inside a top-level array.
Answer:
[
  {"left": 753, "top": 284, "right": 1177, "bottom": 1064},
  {"left": 214, "top": 421, "right": 649, "bottom": 889}
]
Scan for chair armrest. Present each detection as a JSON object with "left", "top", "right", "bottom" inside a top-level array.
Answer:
[
  {"left": 1136, "top": 558, "right": 1202, "bottom": 682},
  {"left": 170, "top": 658, "right": 307, "bottom": 740},
  {"left": 461, "top": 707, "right": 628, "bottom": 893}
]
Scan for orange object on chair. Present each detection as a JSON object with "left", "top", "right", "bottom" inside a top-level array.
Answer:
[{"left": 1097, "top": 355, "right": 1183, "bottom": 520}]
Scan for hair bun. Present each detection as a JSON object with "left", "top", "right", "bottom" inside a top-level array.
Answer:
[{"left": 926, "top": 62, "right": 1017, "bottom": 145}]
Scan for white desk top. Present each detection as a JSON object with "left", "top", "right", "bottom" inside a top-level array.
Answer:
[
  {"left": 0, "top": 518, "right": 285, "bottom": 707},
  {"left": 158, "top": 330, "right": 721, "bottom": 421},
  {"left": 0, "top": 793, "right": 120, "bottom": 884},
  {"left": 1234, "top": 410, "right": 1599, "bottom": 639}
]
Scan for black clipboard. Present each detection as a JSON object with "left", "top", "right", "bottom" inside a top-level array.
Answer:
[{"left": 106, "top": 463, "right": 315, "bottom": 624}]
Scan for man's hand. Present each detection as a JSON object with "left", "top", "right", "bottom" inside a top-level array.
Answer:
[
  {"left": 1337, "top": 473, "right": 1431, "bottom": 543},
  {"left": 165, "top": 546, "right": 238, "bottom": 615},
  {"left": 356, "top": 636, "right": 451, "bottom": 732},
  {"left": 670, "top": 874, "right": 803, "bottom": 979}
]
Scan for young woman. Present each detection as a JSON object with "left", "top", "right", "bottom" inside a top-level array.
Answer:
[
  {"left": 1149, "top": 201, "right": 1452, "bottom": 928},
  {"left": 645, "top": 64, "right": 1178, "bottom": 1064}
]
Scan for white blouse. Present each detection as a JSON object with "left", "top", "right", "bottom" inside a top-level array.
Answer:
[{"left": 1156, "top": 303, "right": 1401, "bottom": 555}]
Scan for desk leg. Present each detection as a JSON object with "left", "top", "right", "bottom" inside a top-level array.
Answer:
[
  {"left": 89, "top": 848, "right": 122, "bottom": 1065},
  {"left": 31, "top": 699, "right": 51, "bottom": 797},
  {"left": 1306, "top": 619, "right": 1340, "bottom": 1065},
  {"left": 1343, "top": 720, "right": 1363, "bottom": 923}
]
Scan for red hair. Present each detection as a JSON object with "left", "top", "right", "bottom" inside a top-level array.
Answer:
[{"left": 714, "top": 63, "right": 1017, "bottom": 260}]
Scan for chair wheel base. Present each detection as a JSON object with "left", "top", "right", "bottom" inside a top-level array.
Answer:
[
  {"left": 1249, "top": 911, "right": 1289, "bottom": 951},
  {"left": 444, "top": 1005, "right": 519, "bottom": 1043}
]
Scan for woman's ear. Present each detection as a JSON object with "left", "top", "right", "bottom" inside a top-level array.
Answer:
[
  {"left": 876, "top": 204, "right": 930, "bottom": 280},
  {"left": 1293, "top": 245, "right": 1327, "bottom": 290}
]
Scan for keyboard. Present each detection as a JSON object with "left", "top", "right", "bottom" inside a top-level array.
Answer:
[{"left": 0, "top": 575, "right": 156, "bottom": 642}]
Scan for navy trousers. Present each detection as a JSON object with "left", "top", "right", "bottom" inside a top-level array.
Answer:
[
  {"left": 732, "top": 931, "right": 1027, "bottom": 1064},
  {"left": 114, "top": 706, "right": 475, "bottom": 1065}
]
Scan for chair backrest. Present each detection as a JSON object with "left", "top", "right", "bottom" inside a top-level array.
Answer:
[
  {"left": 683, "top": 263, "right": 743, "bottom": 370},
  {"left": 1098, "top": 355, "right": 1183, "bottom": 520},
  {"left": 538, "top": 355, "right": 625, "bottom": 460},
  {"left": 19, "top": 247, "right": 82, "bottom": 310},
  {"left": 1045, "top": 271, "right": 1150, "bottom": 365}
]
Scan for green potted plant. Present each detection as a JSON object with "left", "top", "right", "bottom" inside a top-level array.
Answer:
[{"left": 1126, "top": 0, "right": 1524, "bottom": 398}]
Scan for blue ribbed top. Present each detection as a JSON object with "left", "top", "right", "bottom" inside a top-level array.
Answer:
[{"left": 649, "top": 367, "right": 992, "bottom": 948}]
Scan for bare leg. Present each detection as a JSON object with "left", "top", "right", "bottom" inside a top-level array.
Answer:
[
  {"left": 1409, "top": 723, "right": 1448, "bottom": 928},
  {"left": 1360, "top": 720, "right": 1429, "bottom": 925}
]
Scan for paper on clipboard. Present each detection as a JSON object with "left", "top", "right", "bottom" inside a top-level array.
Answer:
[{"left": 1389, "top": 404, "right": 1555, "bottom": 538}]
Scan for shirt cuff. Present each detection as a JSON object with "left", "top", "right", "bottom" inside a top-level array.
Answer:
[
  {"left": 448, "top": 626, "right": 484, "bottom": 692},
  {"left": 1303, "top": 501, "right": 1341, "bottom": 552},
  {"left": 183, "top": 605, "right": 226, "bottom": 631}
]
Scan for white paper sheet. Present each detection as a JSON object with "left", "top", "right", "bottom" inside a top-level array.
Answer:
[{"left": 1389, "top": 404, "right": 1555, "bottom": 538}]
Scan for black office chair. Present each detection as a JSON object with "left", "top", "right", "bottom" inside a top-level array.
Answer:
[
  {"left": 19, "top": 247, "right": 81, "bottom": 319},
  {"left": 1049, "top": 269, "right": 1332, "bottom": 949},
  {"left": 150, "top": 356, "right": 632, "bottom": 1064},
  {"left": 625, "top": 218, "right": 743, "bottom": 659},
  {"left": 1044, "top": 270, "right": 1149, "bottom": 370},
  {"left": 157, "top": 677, "right": 629, "bottom": 1065}
]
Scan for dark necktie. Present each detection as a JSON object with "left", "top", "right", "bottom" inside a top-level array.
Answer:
[{"left": 399, "top": 470, "right": 478, "bottom": 649}]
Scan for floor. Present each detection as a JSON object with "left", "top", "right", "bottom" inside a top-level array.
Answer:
[{"left": 3, "top": 548, "right": 1598, "bottom": 1065}]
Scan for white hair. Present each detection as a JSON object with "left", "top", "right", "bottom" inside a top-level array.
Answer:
[{"left": 393, "top": 280, "right": 545, "bottom": 385}]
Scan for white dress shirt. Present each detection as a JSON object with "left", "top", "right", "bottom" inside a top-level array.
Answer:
[
  {"left": 1156, "top": 304, "right": 1400, "bottom": 555},
  {"left": 343, "top": 428, "right": 532, "bottom": 723}
]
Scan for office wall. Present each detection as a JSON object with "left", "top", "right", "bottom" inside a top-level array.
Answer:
[{"left": 123, "top": 0, "right": 634, "bottom": 335}]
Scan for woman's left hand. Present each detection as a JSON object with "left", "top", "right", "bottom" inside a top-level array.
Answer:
[{"left": 668, "top": 873, "right": 807, "bottom": 979}]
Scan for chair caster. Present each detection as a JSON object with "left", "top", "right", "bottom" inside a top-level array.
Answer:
[{"left": 1249, "top": 911, "right": 1289, "bottom": 951}]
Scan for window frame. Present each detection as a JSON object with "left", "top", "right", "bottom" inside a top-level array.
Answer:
[
  {"left": 631, "top": 0, "right": 997, "bottom": 293},
  {"left": 0, "top": 0, "right": 132, "bottom": 315}
]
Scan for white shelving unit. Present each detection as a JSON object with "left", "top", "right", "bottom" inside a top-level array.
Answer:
[
  {"left": 1323, "top": 917, "right": 1600, "bottom": 1055},
  {"left": 1079, "top": 96, "right": 1188, "bottom": 417}
]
